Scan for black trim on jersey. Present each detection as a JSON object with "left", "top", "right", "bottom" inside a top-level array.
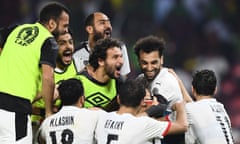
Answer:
[
  {"left": 77, "top": 69, "right": 124, "bottom": 91},
  {"left": 40, "top": 37, "right": 58, "bottom": 68},
  {"left": 78, "top": 70, "right": 110, "bottom": 86},
  {"left": 54, "top": 62, "right": 77, "bottom": 75},
  {"left": 0, "top": 24, "right": 18, "bottom": 48},
  {"left": 15, "top": 112, "right": 28, "bottom": 140},
  {"left": 54, "top": 69, "right": 67, "bottom": 74},
  {"left": 54, "top": 66, "right": 69, "bottom": 74},
  {"left": 0, "top": 92, "right": 31, "bottom": 114},
  {"left": 74, "top": 41, "right": 89, "bottom": 52}
]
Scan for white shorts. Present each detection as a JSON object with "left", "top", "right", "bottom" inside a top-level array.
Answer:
[{"left": 0, "top": 109, "right": 32, "bottom": 144}]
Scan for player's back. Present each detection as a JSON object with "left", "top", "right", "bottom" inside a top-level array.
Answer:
[
  {"left": 185, "top": 99, "right": 234, "bottom": 144},
  {"left": 39, "top": 106, "right": 105, "bottom": 144},
  {"left": 95, "top": 111, "right": 170, "bottom": 144}
]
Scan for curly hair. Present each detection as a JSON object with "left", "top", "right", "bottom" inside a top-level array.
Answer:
[
  {"left": 89, "top": 38, "right": 121, "bottom": 70},
  {"left": 134, "top": 35, "right": 166, "bottom": 58}
]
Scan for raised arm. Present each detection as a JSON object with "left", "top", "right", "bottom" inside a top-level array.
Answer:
[{"left": 168, "top": 68, "right": 193, "bottom": 103}]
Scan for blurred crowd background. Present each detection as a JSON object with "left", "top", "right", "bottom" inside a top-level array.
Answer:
[{"left": 1, "top": 0, "right": 240, "bottom": 142}]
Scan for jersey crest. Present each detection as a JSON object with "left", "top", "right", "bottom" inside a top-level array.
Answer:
[{"left": 15, "top": 26, "right": 39, "bottom": 46}]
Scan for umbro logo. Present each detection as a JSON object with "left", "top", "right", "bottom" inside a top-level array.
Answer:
[{"left": 85, "top": 92, "right": 111, "bottom": 107}]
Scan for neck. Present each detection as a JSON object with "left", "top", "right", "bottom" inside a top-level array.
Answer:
[
  {"left": 117, "top": 105, "right": 140, "bottom": 116},
  {"left": 195, "top": 95, "right": 213, "bottom": 101},
  {"left": 40, "top": 22, "right": 52, "bottom": 32},
  {"left": 87, "top": 65, "right": 110, "bottom": 83},
  {"left": 88, "top": 37, "right": 95, "bottom": 51},
  {"left": 56, "top": 63, "right": 66, "bottom": 71}
]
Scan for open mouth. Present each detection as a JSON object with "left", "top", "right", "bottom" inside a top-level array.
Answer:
[
  {"left": 116, "top": 65, "right": 122, "bottom": 71},
  {"left": 62, "top": 50, "right": 73, "bottom": 62},
  {"left": 104, "top": 29, "right": 111, "bottom": 37},
  {"left": 63, "top": 52, "right": 72, "bottom": 57}
]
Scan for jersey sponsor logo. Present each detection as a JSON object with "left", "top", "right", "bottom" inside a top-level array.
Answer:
[
  {"left": 85, "top": 92, "right": 111, "bottom": 107},
  {"left": 15, "top": 26, "right": 39, "bottom": 46}
]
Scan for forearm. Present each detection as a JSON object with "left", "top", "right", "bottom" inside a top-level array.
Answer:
[
  {"left": 41, "top": 65, "right": 55, "bottom": 117},
  {"left": 168, "top": 68, "right": 192, "bottom": 102},
  {"left": 177, "top": 79, "right": 192, "bottom": 103},
  {"left": 174, "top": 102, "right": 188, "bottom": 132},
  {"left": 32, "top": 92, "right": 42, "bottom": 104},
  {"left": 42, "top": 77, "right": 54, "bottom": 117}
]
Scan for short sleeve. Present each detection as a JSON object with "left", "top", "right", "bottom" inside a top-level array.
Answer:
[{"left": 40, "top": 37, "right": 58, "bottom": 68}]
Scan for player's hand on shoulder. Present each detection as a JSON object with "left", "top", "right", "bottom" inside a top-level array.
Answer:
[{"left": 171, "top": 101, "right": 184, "bottom": 111}]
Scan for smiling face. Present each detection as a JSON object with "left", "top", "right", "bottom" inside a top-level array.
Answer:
[
  {"left": 138, "top": 50, "right": 163, "bottom": 81},
  {"left": 92, "top": 12, "right": 112, "bottom": 41},
  {"left": 56, "top": 32, "right": 74, "bottom": 69},
  {"left": 103, "top": 47, "right": 123, "bottom": 79}
]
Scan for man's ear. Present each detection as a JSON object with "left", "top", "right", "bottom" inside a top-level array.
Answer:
[
  {"left": 98, "top": 58, "right": 104, "bottom": 67},
  {"left": 160, "top": 56, "right": 164, "bottom": 65},
  {"left": 48, "top": 19, "right": 57, "bottom": 32},
  {"left": 140, "top": 99, "right": 146, "bottom": 106},
  {"left": 78, "top": 96, "right": 85, "bottom": 108},
  {"left": 191, "top": 86, "right": 195, "bottom": 96},
  {"left": 117, "top": 95, "right": 120, "bottom": 105},
  {"left": 86, "top": 26, "right": 93, "bottom": 34},
  {"left": 214, "top": 87, "right": 218, "bottom": 95}
]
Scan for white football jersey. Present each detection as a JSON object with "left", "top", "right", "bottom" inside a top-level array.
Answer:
[
  {"left": 148, "top": 68, "right": 183, "bottom": 111},
  {"left": 73, "top": 41, "right": 130, "bottom": 75},
  {"left": 95, "top": 112, "right": 171, "bottom": 144},
  {"left": 185, "top": 99, "right": 234, "bottom": 144},
  {"left": 38, "top": 106, "right": 105, "bottom": 144}
]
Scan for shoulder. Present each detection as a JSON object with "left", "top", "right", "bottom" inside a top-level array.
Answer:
[
  {"left": 185, "top": 101, "right": 206, "bottom": 114},
  {"left": 76, "top": 69, "right": 90, "bottom": 80},
  {"left": 74, "top": 41, "right": 88, "bottom": 52},
  {"left": 40, "top": 37, "right": 58, "bottom": 53},
  {"left": 156, "top": 68, "right": 179, "bottom": 86},
  {"left": 40, "top": 113, "right": 56, "bottom": 127}
]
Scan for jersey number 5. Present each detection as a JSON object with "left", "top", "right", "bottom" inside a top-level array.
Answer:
[{"left": 107, "top": 134, "right": 118, "bottom": 144}]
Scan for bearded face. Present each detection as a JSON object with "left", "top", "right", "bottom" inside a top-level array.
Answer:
[
  {"left": 57, "top": 49, "right": 73, "bottom": 68},
  {"left": 93, "top": 26, "right": 112, "bottom": 42},
  {"left": 103, "top": 47, "right": 123, "bottom": 79},
  {"left": 138, "top": 50, "right": 162, "bottom": 81},
  {"left": 56, "top": 33, "right": 74, "bottom": 70}
]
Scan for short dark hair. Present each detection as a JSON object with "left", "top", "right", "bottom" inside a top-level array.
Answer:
[
  {"left": 89, "top": 38, "right": 121, "bottom": 70},
  {"left": 192, "top": 69, "right": 217, "bottom": 96},
  {"left": 39, "top": 2, "right": 70, "bottom": 24},
  {"left": 84, "top": 13, "right": 94, "bottom": 28},
  {"left": 134, "top": 35, "right": 166, "bottom": 58},
  {"left": 58, "top": 78, "right": 84, "bottom": 105},
  {"left": 118, "top": 79, "right": 146, "bottom": 108}
]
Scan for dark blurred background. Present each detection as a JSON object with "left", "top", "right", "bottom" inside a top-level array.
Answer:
[{"left": 1, "top": 0, "right": 240, "bottom": 142}]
